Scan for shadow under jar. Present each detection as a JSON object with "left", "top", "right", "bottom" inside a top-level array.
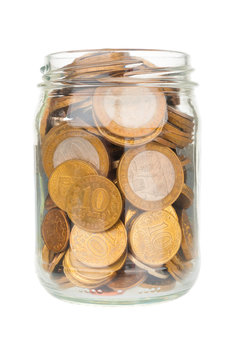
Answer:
[{"left": 35, "top": 49, "right": 200, "bottom": 305}]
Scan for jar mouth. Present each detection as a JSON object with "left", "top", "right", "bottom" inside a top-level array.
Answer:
[{"left": 40, "top": 49, "right": 196, "bottom": 90}]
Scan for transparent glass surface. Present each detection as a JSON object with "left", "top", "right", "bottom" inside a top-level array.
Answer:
[{"left": 35, "top": 49, "right": 199, "bottom": 304}]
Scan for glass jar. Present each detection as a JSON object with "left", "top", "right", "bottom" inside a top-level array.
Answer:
[{"left": 35, "top": 49, "right": 199, "bottom": 305}]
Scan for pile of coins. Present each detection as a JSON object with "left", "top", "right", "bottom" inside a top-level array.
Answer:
[{"left": 39, "top": 50, "right": 196, "bottom": 295}]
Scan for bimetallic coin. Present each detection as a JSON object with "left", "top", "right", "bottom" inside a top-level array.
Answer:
[
  {"left": 70, "top": 221, "right": 127, "bottom": 268},
  {"left": 93, "top": 86, "right": 167, "bottom": 138},
  {"left": 42, "top": 124, "right": 109, "bottom": 177},
  {"left": 128, "top": 253, "right": 169, "bottom": 279},
  {"left": 129, "top": 210, "right": 182, "bottom": 267},
  {"left": 117, "top": 143, "right": 184, "bottom": 211},
  {"left": 93, "top": 111, "right": 163, "bottom": 148},
  {"left": 48, "top": 159, "right": 97, "bottom": 211},
  {"left": 41, "top": 209, "right": 70, "bottom": 253},
  {"left": 66, "top": 175, "right": 122, "bottom": 232},
  {"left": 174, "top": 184, "right": 194, "bottom": 209},
  {"left": 179, "top": 210, "right": 195, "bottom": 260}
]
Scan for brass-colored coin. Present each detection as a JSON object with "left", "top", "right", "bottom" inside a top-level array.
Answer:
[
  {"left": 63, "top": 251, "right": 114, "bottom": 288},
  {"left": 48, "top": 159, "right": 97, "bottom": 211},
  {"left": 165, "top": 253, "right": 193, "bottom": 281},
  {"left": 49, "top": 89, "right": 94, "bottom": 113},
  {"left": 124, "top": 207, "right": 139, "bottom": 229},
  {"left": 168, "top": 106, "right": 194, "bottom": 132},
  {"left": 154, "top": 136, "right": 177, "bottom": 149},
  {"left": 129, "top": 210, "right": 182, "bottom": 267},
  {"left": 49, "top": 251, "right": 66, "bottom": 273},
  {"left": 165, "top": 205, "right": 178, "bottom": 220},
  {"left": 70, "top": 221, "right": 127, "bottom": 268},
  {"left": 108, "top": 269, "right": 147, "bottom": 291},
  {"left": 66, "top": 175, "right": 122, "bottom": 232},
  {"left": 179, "top": 210, "right": 195, "bottom": 260},
  {"left": 42, "top": 245, "right": 54, "bottom": 272},
  {"left": 128, "top": 253, "right": 169, "bottom": 279},
  {"left": 178, "top": 156, "right": 191, "bottom": 167},
  {"left": 164, "top": 123, "right": 192, "bottom": 139},
  {"left": 44, "top": 194, "right": 57, "bottom": 211},
  {"left": 42, "top": 124, "right": 109, "bottom": 177},
  {"left": 117, "top": 143, "right": 184, "bottom": 211},
  {"left": 93, "top": 111, "right": 163, "bottom": 148},
  {"left": 41, "top": 208, "right": 70, "bottom": 253},
  {"left": 160, "top": 130, "right": 193, "bottom": 148},
  {"left": 174, "top": 184, "right": 194, "bottom": 209},
  {"left": 140, "top": 274, "right": 176, "bottom": 291},
  {"left": 68, "top": 249, "right": 116, "bottom": 280},
  {"left": 93, "top": 87, "right": 166, "bottom": 138}
]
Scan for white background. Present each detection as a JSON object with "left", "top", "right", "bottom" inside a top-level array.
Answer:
[{"left": 1, "top": 1, "right": 239, "bottom": 359}]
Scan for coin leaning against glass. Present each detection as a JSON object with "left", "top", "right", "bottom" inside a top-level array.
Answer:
[
  {"left": 92, "top": 86, "right": 167, "bottom": 138},
  {"left": 117, "top": 142, "right": 184, "bottom": 211},
  {"left": 41, "top": 123, "right": 109, "bottom": 177},
  {"left": 129, "top": 210, "right": 182, "bottom": 267},
  {"left": 41, "top": 208, "right": 70, "bottom": 253},
  {"left": 48, "top": 159, "right": 97, "bottom": 211},
  {"left": 66, "top": 175, "right": 123, "bottom": 232}
]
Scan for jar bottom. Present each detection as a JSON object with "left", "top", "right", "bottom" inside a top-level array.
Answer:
[{"left": 37, "top": 262, "right": 199, "bottom": 305}]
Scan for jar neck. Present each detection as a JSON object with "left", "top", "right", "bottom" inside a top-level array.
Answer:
[{"left": 39, "top": 49, "right": 196, "bottom": 92}]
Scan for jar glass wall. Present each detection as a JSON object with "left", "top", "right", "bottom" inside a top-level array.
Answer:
[{"left": 35, "top": 49, "right": 199, "bottom": 304}]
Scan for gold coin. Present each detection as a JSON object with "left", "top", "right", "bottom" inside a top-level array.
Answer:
[
  {"left": 160, "top": 130, "right": 193, "bottom": 148},
  {"left": 179, "top": 210, "right": 195, "bottom": 260},
  {"left": 41, "top": 208, "right": 70, "bottom": 253},
  {"left": 93, "top": 111, "right": 163, "bottom": 147},
  {"left": 66, "top": 175, "right": 122, "bottom": 232},
  {"left": 165, "top": 253, "right": 193, "bottom": 281},
  {"left": 165, "top": 205, "right": 178, "bottom": 220},
  {"left": 167, "top": 106, "right": 194, "bottom": 132},
  {"left": 63, "top": 251, "right": 114, "bottom": 288},
  {"left": 174, "top": 184, "right": 194, "bottom": 209},
  {"left": 48, "top": 251, "right": 66, "bottom": 273},
  {"left": 164, "top": 123, "right": 192, "bottom": 140},
  {"left": 153, "top": 136, "right": 177, "bottom": 149},
  {"left": 117, "top": 143, "right": 184, "bottom": 211},
  {"left": 108, "top": 269, "right": 147, "bottom": 291},
  {"left": 70, "top": 220, "right": 127, "bottom": 268},
  {"left": 42, "top": 245, "right": 54, "bottom": 272},
  {"left": 93, "top": 86, "right": 166, "bottom": 138},
  {"left": 129, "top": 210, "right": 182, "bottom": 267},
  {"left": 48, "top": 159, "right": 97, "bottom": 211},
  {"left": 42, "top": 124, "right": 109, "bottom": 177},
  {"left": 128, "top": 253, "right": 169, "bottom": 279}
]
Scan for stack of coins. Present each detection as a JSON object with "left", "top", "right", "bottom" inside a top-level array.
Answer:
[{"left": 39, "top": 50, "right": 196, "bottom": 294}]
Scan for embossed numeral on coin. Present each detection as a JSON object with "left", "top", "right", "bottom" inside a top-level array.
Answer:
[{"left": 82, "top": 186, "right": 110, "bottom": 212}]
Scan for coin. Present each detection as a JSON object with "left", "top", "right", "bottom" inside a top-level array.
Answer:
[
  {"left": 179, "top": 210, "right": 195, "bottom": 260},
  {"left": 39, "top": 97, "right": 51, "bottom": 142},
  {"left": 117, "top": 143, "right": 184, "bottom": 211},
  {"left": 48, "top": 159, "right": 97, "bottom": 211},
  {"left": 66, "top": 175, "right": 122, "bottom": 232},
  {"left": 49, "top": 251, "right": 66, "bottom": 273},
  {"left": 70, "top": 220, "right": 127, "bottom": 268},
  {"left": 41, "top": 208, "right": 70, "bottom": 252},
  {"left": 174, "top": 184, "right": 194, "bottom": 209},
  {"left": 124, "top": 207, "right": 139, "bottom": 229},
  {"left": 128, "top": 253, "right": 169, "bottom": 279},
  {"left": 165, "top": 205, "right": 178, "bottom": 220},
  {"left": 42, "top": 245, "right": 54, "bottom": 272},
  {"left": 42, "top": 124, "right": 109, "bottom": 177},
  {"left": 93, "top": 110, "right": 163, "bottom": 147},
  {"left": 153, "top": 136, "right": 177, "bottom": 149},
  {"left": 93, "top": 86, "right": 167, "bottom": 138},
  {"left": 165, "top": 253, "right": 192, "bottom": 281},
  {"left": 164, "top": 123, "right": 192, "bottom": 139},
  {"left": 168, "top": 106, "right": 194, "bottom": 132},
  {"left": 44, "top": 194, "right": 57, "bottom": 211},
  {"left": 139, "top": 274, "right": 176, "bottom": 291},
  {"left": 108, "top": 269, "right": 147, "bottom": 291},
  {"left": 129, "top": 210, "right": 182, "bottom": 267}
]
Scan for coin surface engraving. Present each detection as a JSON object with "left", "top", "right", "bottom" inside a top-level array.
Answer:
[
  {"left": 129, "top": 210, "right": 182, "bottom": 267},
  {"left": 70, "top": 221, "right": 127, "bottom": 268}
]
